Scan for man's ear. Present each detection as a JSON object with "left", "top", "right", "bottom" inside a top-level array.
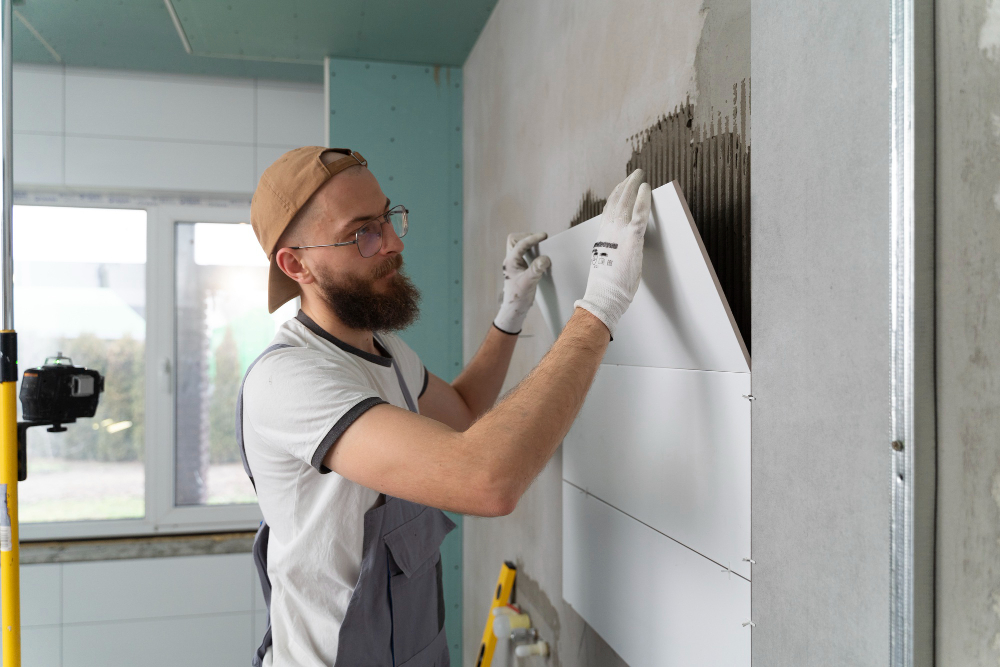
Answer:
[{"left": 275, "top": 247, "right": 315, "bottom": 285}]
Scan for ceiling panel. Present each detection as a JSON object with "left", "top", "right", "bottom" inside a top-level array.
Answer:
[
  {"left": 170, "top": 0, "right": 496, "bottom": 66},
  {"left": 11, "top": 0, "right": 496, "bottom": 82}
]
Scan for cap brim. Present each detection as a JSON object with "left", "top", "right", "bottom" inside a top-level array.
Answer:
[{"left": 268, "top": 254, "right": 300, "bottom": 314}]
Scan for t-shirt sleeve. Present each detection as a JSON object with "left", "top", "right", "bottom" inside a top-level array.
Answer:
[{"left": 243, "top": 347, "right": 386, "bottom": 473}]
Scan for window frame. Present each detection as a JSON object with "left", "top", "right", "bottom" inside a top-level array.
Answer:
[{"left": 19, "top": 195, "right": 265, "bottom": 542}]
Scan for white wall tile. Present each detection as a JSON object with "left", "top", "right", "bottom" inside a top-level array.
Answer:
[
  {"left": 563, "top": 364, "right": 752, "bottom": 578},
  {"left": 21, "top": 563, "right": 61, "bottom": 627},
  {"left": 19, "top": 625, "right": 61, "bottom": 667},
  {"left": 63, "top": 613, "right": 251, "bottom": 667},
  {"left": 62, "top": 554, "right": 252, "bottom": 624},
  {"left": 65, "top": 71, "right": 254, "bottom": 144},
  {"left": 14, "top": 133, "right": 63, "bottom": 186},
  {"left": 65, "top": 137, "right": 255, "bottom": 193},
  {"left": 537, "top": 182, "right": 750, "bottom": 373},
  {"left": 563, "top": 483, "right": 750, "bottom": 667},
  {"left": 13, "top": 65, "right": 63, "bottom": 134},
  {"left": 256, "top": 82, "right": 324, "bottom": 147}
]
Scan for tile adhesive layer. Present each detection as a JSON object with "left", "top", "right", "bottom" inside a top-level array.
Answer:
[{"left": 538, "top": 180, "right": 751, "bottom": 665}]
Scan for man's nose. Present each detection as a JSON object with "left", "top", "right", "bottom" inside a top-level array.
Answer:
[{"left": 380, "top": 220, "right": 404, "bottom": 253}]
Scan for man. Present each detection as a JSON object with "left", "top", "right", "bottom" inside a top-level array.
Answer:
[{"left": 241, "top": 146, "right": 650, "bottom": 666}]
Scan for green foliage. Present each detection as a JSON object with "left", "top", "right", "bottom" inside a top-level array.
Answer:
[
  {"left": 208, "top": 326, "right": 242, "bottom": 464},
  {"left": 54, "top": 333, "right": 145, "bottom": 462}
]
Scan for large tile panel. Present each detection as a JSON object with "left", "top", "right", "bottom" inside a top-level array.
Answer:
[
  {"left": 65, "top": 71, "right": 254, "bottom": 144},
  {"left": 19, "top": 625, "right": 61, "bottom": 667},
  {"left": 255, "top": 82, "right": 324, "bottom": 147},
  {"left": 65, "top": 136, "right": 255, "bottom": 193},
  {"left": 13, "top": 65, "right": 63, "bottom": 134},
  {"left": 537, "top": 182, "right": 750, "bottom": 373},
  {"left": 63, "top": 613, "right": 251, "bottom": 667},
  {"left": 563, "top": 364, "right": 751, "bottom": 578},
  {"left": 563, "top": 483, "right": 750, "bottom": 667},
  {"left": 21, "top": 563, "right": 61, "bottom": 627},
  {"left": 62, "top": 554, "right": 253, "bottom": 624},
  {"left": 14, "top": 132, "right": 63, "bottom": 186}
]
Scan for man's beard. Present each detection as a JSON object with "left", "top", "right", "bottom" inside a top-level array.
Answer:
[{"left": 315, "top": 254, "right": 421, "bottom": 332}]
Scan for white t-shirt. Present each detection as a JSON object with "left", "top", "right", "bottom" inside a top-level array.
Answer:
[{"left": 241, "top": 312, "right": 427, "bottom": 666}]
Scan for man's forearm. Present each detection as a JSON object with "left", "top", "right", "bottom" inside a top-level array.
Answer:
[
  {"left": 450, "top": 325, "right": 519, "bottom": 418},
  {"left": 464, "top": 308, "right": 609, "bottom": 503}
]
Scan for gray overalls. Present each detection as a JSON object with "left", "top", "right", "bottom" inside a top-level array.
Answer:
[{"left": 237, "top": 338, "right": 456, "bottom": 666}]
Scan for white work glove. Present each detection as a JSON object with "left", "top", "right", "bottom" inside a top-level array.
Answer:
[
  {"left": 494, "top": 232, "right": 551, "bottom": 334},
  {"left": 574, "top": 169, "right": 651, "bottom": 338}
]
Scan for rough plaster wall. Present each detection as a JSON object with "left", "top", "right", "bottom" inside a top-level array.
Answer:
[
  {"left": 750, "top": 1, "right": 892, "bottom": 665},
  {"left": 936, "top": 0, "right": 1000, "bottom": 663},
  {"left": 462, "top": 1, "right": 747, "bottom": 665}
]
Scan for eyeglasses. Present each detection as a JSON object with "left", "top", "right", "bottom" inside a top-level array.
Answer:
[{"left": 289, "top": 205, "right": 408, "bottom": 258}]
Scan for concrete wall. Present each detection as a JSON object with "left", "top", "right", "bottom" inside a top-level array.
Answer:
[
  {"left": 462, "top": 1, "right": 748, "bottom": 664},
  {"left": 750, "top": 1, "right": 893, "bottom": 665},
  {"left": 936, "top": 0, "right": 1000, "bottom": 663}
]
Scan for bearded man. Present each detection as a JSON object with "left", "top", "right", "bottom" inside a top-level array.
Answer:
[{"left": 240, "top": 147, "right": 650, "bottom": 666}]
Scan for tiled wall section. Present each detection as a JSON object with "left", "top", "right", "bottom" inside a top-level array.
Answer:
[
  {"left": 12, "top": 554, "right": 264, "bottom": 666},
  {"left": 13, "top": 64, "right": 324, "bottom": 193}
]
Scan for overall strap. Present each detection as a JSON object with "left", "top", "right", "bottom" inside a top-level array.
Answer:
[
  {"left": 373, "top": 333, "right": 417, "bottom": 414},
  {"left": 236, "top": 343, "right": 294, "bottom": 488}
]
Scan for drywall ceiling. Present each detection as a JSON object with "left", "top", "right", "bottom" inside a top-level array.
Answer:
[{"left": 12, "top": 0, "right": 496, "bottom": 82}]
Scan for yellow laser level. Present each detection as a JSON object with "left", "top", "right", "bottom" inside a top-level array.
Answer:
[{"left": 475, "top": 561, "right": 517, "bottom": 667}]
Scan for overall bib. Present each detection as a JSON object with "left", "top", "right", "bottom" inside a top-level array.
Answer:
[{"left": 237, "top": 340, "right": 456, "bottom": 666}]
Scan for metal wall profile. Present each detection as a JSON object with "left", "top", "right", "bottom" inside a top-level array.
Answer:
[{"left": 889, "top": 0, "right": 915, "bottom": 663}]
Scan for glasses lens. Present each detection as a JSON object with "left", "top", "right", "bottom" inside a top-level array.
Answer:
[
  {"left": 390, "top": 208, "right": 407, "bottom": 239},
  {"left": 357, "top": 222, "right": 382, "bottom": 258}
]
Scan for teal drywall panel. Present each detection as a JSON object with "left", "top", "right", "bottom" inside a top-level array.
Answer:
[
  {"left": 328, "top": 58, "right": 464, "bottom": 663},
  {"left": 173, "top": 0, "right": 497, "bottom": 67},
  {"left": 13, "top": 0, "right": 498, "bottom": 82}
]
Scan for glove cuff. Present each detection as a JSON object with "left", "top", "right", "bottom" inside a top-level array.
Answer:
[
  {"left": 573, "top": 298, "right": 621, "bottom": 338},
  {"left": 493, "top": 307, "right": 526, "bottom": 336},
  {"left": 492, "top": 321, "right": 521, "bottom": 336}
]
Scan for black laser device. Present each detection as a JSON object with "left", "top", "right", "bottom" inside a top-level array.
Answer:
[{"left": 17, "top": 353, "right": 104, "bottom": 481}]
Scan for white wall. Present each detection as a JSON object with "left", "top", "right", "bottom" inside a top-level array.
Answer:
[
  {"left": 15, "top": 554, "right": 265, "bottom": 667},
  {"left": 13, "top": 64, "right": 324, "bottom": 194}
]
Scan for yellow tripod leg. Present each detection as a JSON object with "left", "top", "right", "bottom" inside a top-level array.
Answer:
[
  {"left": 475, "top": 561, "right": 516, "bottom": 667},
  {"left": 1, "top": 331, "right": 19, "bottom": 667}
]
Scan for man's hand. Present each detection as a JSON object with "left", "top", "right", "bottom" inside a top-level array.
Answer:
[
  {"left": 574, "top": 169, "right": 651, "bottom": 337},
  {"left": 493, "top": 232, "right": 551, "bottom": 335}
]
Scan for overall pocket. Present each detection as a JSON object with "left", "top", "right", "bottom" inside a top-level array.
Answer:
[{"left": 384, "top": 507, "right": 456, "bottom": 664}]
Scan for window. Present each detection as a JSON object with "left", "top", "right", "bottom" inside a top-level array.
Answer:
[
  {"left": 16, "top": 199, "right": 290, "bottom": 540},
  {"left": 15, "top": 206, "right": 147, "bottom": 524},
  {"left": 174, "top": 222, "right": 296, "bottom": 506}
]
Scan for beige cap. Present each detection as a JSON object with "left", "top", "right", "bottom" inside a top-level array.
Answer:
[{"left": 250, "top": 146, "right": 368, "bottom": 313}]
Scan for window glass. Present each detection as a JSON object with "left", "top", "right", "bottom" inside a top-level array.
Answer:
[
  {"left": 175, "top": 222, "right": 296, "bottom": 506},
  {"left": 14, "top": 205, "right": 147, "bottom": 523}
]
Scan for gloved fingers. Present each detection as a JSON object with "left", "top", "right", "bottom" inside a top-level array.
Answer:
[
  {"left": 604, "top": 178, "right": 626, "bottom": 213},
  {"left": 509, "top": 231, "right": 548, "bottom": 259},
  {"left": 507, "top": 232, "right": 530, "bottom": 250},
  {"left": 526, "top": 254, "right": 551, "bottom": 279},
  {"left": 631, "top": 183, "right": 652, "bottom": 235},
  {"left": 615, "top": 169, "right": 646, "bottom": 224}
]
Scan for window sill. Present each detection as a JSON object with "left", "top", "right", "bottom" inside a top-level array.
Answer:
[{"left": 20, "top": 531, "right": 255, "bottom": 565}]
